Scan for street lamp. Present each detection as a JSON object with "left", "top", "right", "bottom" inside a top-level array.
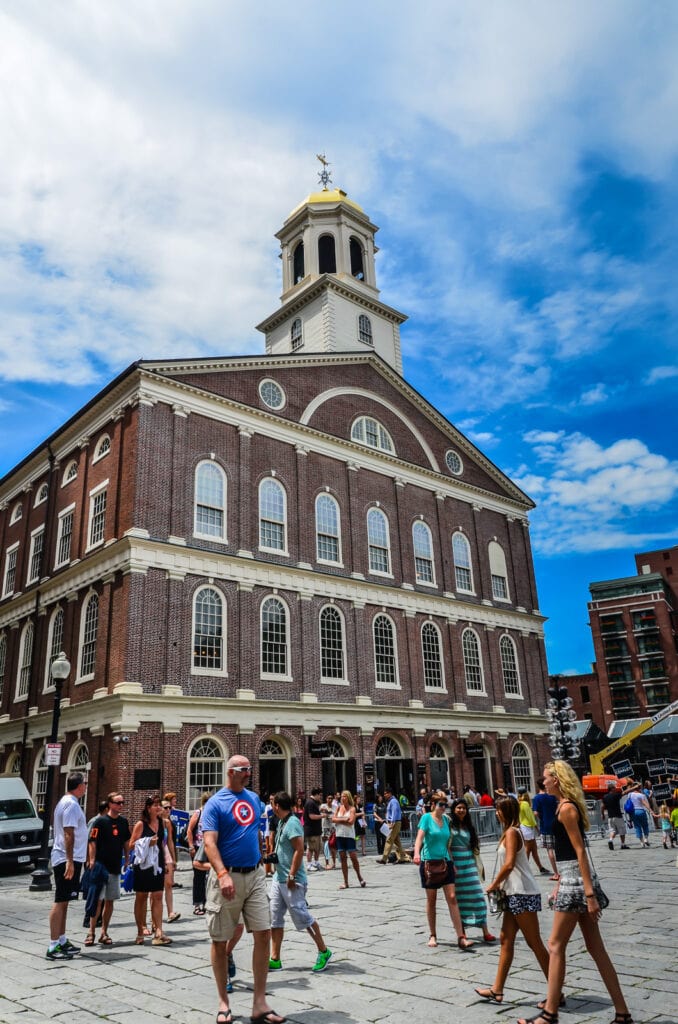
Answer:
[{"left": 29, "top": 652, "right": 71, "bottom": 892}]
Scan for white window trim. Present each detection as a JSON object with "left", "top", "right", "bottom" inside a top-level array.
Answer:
[
  {"left": 44, "top": 606, "right": 65, "bottom": 692},
  {"left": 258, "top": 479, "right": 289, "bottom": 556},
  {"left": 14, "top": 620, "right": 33, "bottom": 702},
  {"left": 76, "top": 591, "right": 99, "bottom": 683},
  {"left": 315, "top": 494, "right": 343, "bottom": 567},
  {"left": 186, "top": 735, "right": 228, "bottom": 811},
  {"left": 373, "top": 613, "right": 401, "bottom": 689},
  {"left": 2, "top": 542, "right": 20, "bottom": 598},
  {"left": 367, "top": 508, "right": 393, "bottom": 578},
  {"left": 421, "top": 621, "right": 447, "bottom": 692},
  {"left": 318, "top": 604, "right": 349, "bottom": 685},
  {"left": 462, "top": 627, "right": 486, "bottom": 695},
  {"left": 351, "top": 415, "right": 395, "bottom": 455},
  {"left": 34, "top": 484, "right": 49, "bottom": 508},
  {"left": 259, "top": 378, "right": 287, "bottom": 410},
  {"left": 260, "top": 595, "right": 292, "bottom": 680},
  {"left": 9, "top": 503, "right": 22, "bottom": 525},
  {"left": 452, "top": 532, "right": 475, "bottom": 595},
  {"left": 499, "top": 634, "right": 523, "bottom": 698},
  {"left": 193, "top": 461, "right": 228, "bottom": 543},
  {"left": 85, "top": 479, "right": 108, "bottom": 552},
  {"left": 92, "top": 434, "right": 112, "bottom": 463},
  {"left": 26, "top": 526, "right": 45, "bottom": 586},
  {"left": 61, "top": 460, "right": 78, "bottom": 487},
  {"left": 413, "top": 521, "right": 437, "bottom": 588},
  {"left": 54, "top": 503, "right": 76, "bottom": 569},
  {"left": 191, "top": 586, "right": 228, "bottom": 677}
]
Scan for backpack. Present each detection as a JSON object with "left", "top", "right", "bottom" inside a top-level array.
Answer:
[{"left": 623, "top": 796, "right": 634, "bottom": 816}]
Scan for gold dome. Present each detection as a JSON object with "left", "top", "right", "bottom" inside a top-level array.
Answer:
[{"left": 287, "top": 187, "right": 364, "bottom": 220}]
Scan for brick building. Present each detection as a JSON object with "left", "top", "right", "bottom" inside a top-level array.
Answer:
[
  {"left": 588, "top": 544, "right": 678, "bottom": 723},
  {"left": 0, "top": 186, "right": 550, "bottom": 816}
]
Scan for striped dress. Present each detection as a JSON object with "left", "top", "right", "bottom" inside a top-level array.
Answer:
[{"left": 450, "top": 826, "right": 488, "bottom": 927}]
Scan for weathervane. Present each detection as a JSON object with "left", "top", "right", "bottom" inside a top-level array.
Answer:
[{"left": 316, "top": 153, "right": 332, "bottom": 190}]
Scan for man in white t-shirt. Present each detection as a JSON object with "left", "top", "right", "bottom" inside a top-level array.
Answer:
[{"left": 47, "top": 771, "right": 88, "bottom": 960}]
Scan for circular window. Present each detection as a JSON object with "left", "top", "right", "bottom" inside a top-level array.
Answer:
[
  {"left": 259, "top": 379, "right": 285, "bottom": 410},
  {"left": 445, "top": 449, "right": 463, "bottom": 476}
]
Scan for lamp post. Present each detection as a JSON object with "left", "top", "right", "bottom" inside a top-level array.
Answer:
[
  {"left": 546, "top": 680, "right": 581, "bottom": 763},
  {"left": 29, "top": 652, "right": 71, "bottom": 892}
]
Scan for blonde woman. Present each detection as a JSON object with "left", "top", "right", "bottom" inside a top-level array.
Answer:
[
  {"left": 413, "top": 790, "right": 475, "bottom": 950},
  {"left": 331, "top": 791, "right": 366, "bottom": 889},
  {"left": 518, "top": 761, "right": 633, "bottom": 1024},
  {"left": 475, "top": 796, "right": 549, "bottom": 1004},
  {"left": 518, "top": 789, "right": 549, "bottom": 875}
]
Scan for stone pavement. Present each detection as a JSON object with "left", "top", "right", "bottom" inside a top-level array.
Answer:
[{"left": 0, "top": 839, "right": 675, "bottom": 1024}]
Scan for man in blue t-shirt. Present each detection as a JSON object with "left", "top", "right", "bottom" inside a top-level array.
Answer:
[
  {"left": 203, "top": 755, "right": 285, "bottom": 1024},
  {"left": 532, "top": 780, "right": 559, "bottom": 879},
  {"left": 375, "top": 784, "right": 409, "bottom": 864}
]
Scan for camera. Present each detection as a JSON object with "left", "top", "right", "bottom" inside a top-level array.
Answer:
[{"left": 262, "top": 853, "right": 279, "bottom": 865}]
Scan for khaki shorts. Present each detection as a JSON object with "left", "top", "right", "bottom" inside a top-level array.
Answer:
[
  {"left": 206, "top": 867, "right": 270, "bottom": 941},
  {"left": 305, "top": 835, "right": 322, "bottom": 857}
]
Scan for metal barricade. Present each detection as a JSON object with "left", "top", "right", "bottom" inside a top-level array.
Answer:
[
  {"left": 469, "top": 805, "right": 502, "bottom": 845},
  {"left": 585, "top": 799, "right": 606, "bottom": 840}
]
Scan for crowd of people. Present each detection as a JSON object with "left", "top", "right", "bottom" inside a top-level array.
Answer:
[{"left": 45, "top": 762, "right": 678, "bottom": 1024}]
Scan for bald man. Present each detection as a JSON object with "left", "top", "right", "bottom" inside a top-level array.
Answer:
[{"left": 203, "top": 755, "right": 285, "bottom": 1024}]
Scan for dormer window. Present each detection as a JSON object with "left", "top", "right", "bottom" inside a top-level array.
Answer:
[
  {"left": 290, "top": 318, "right": 303, "bottom": 351},
  {"left": 350, "top": 237, "right": 365, "bottom": 279},
  {"left": 318, "top": 234, "right": 336, "bottom": 274},
  {"left": 351, "top": 416, "right": 394, "bottom": 454},
  {"left": 293, "top": 241, "right": 305, "bottom": 284},
  {"left": 358, "top": 314, "right": 373, "bottom": 346}
]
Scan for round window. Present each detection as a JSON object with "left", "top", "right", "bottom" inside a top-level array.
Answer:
[
  {"left": 445, "top": 449, "right": 463, "bottom": 475},
  {"left": 259, "top": 379, "right": 285, "bottom": 410}
]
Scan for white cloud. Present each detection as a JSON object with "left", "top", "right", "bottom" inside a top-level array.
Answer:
[
  {"left": 517, "top": 431, "right": 678, "bottom": 554},
  {"left": 645, "top": 365, "right": 678, "bottom": 385},
  {"left": 579, "top": 384, "right": 608, "bottom": 405}
]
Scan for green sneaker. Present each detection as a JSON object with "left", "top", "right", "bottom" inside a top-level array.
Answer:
[
  {"left": 312, "top": 948, "right": 332, "bottom": 972},
  {"left": 268, "top": 957, "right": 282, "bottom": 971}
]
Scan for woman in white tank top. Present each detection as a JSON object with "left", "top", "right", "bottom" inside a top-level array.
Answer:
[{"left": 474, "top": 796, "right": 550, "bottom": 1007}]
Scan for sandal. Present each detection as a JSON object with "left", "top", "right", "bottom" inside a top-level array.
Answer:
[
  {"left": 84, "top": 934, "right": 95, "bottom": 947},
  {"left": 537, "top": 996, "right": 566, "bottom": 1010},
  {"left": 475, "top": 988, "right": 503, "bottom": 1004},
  {"left": 151, "top": 934, "right": 172, "bottom": 946},
  {"left": 517, "top": 1011, "right": 558, "bottom": 1024},
  {"left": 457, "top": 935, "right": 475, "bottom": 951},
  {"left": 167, "top": 911, "right": 181, "bottom": 923},
  {"left": 482, "top": 932, "right": 497, "bottom": 943},
  {"left": 98, "top": 934, "right": 113, "bottom": 946},
  {"left": 359, "top": 879, "right": 366, "bottom": 888},
  {"left": 134, "top": 935, "right": 145, "bottom": 945},
  {"left": 193, "top": 906, "right": 206, "bottom": 916},
  {"left": 610, "top": 1016, "right": 634, "bottom": 1024}
]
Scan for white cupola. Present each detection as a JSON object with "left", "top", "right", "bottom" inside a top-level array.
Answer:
[{"left": 256, "top": 185, "right": 407, "bottom": 374}]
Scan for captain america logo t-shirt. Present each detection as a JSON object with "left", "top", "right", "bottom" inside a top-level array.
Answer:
[{"left": 201, "top": 788, "right": 263, "bottom": 867}]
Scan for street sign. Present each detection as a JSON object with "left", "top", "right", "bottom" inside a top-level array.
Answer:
[
  {"left": 611, "top": 759, "right": 633, "bottom": 778},
  {"left": 646, "top": 758, "right": 666, "bottom": 776},
  {"left": 44, "top": 743, "right": 62, "bottom": 767}
]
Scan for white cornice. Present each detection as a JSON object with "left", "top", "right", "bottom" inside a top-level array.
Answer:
[{"left": 255, "top": 276, "right": 407, "bottom": 334}]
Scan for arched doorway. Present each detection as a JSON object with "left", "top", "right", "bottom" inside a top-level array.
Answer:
[
  {"left": 258, "top": 738, "right": 289, "bottom": 799},
  {"left": 511, "top": 742, "right": 534, "bottom": 793},
  {"left": 70, "top": 743, "right": 90, "bottom": 810},
  {"left": 320, "top": 739, "right": 356, "bottom": 797},
  {"left": 375, "top": 736, "right": 414, "bottom": 803},
  {"left": 429, "top": 741, "right": 449, "bottom": 791},
  {"left": 466, "top": 744, "right": 491, "bottom": 796}
]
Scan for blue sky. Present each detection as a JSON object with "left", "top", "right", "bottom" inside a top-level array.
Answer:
[{"left": 1, "top": 2, "right": 677, "bottom": 674}]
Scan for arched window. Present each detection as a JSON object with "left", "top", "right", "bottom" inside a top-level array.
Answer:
[
  {"left": 462, "top": 628, "right": 484, "bottom": 693},
  {"left": 376, "top": 736, "right": 402, "bottom": 758},
  {"left": 421, "top": 622, "right": 444, "bottom": 689},
  {"left": 0, "top": 633, "right": 6, "bottom": 704},
  {"left": 351, "top": 416, "right": 394, "bottom": 453},
  {"left": 373, "top": 614, "right": 399, "bottom": 686},
  {"left": 45, "top": 608, "right": 65, "bottom": 690},
  {"left": 430, "top": 741, "right": 446, "bottom": 759},
  {"left": 489, "top": 541, "right": 510, "bottom": 601},
  {"left": 62, "top": 460, "right": 78, "bottom": 486},
  {"left": 93, "top": 434, "right": 111, "bottom": 462},
  {"left": 512, "top": 742, "right": 533, "bottom": 793},
  {"left": 5, "top": 752, "right": 21, "bottom": 774},
  {"left": 452, "top": 532, "right": 474, "bottom": 592},
  {"left": 259, "top": 478, "right": 287, "bottom": 552},
  {"left": 323, "top": 739, "right": 347, "bottom": 759},
  {"left": 194, "top": 461, "right": 226, "bottom": 540},
  {"left": 318, "top": 234, "right": 336, "bottom": 274},
  {"left": 290, "top": 317, "right": 303, "bottom": 351},
  {"left": 16, "top": 621, "right": 34, "bottom": 699},
  {"left": 193, "top": 587, "right": 225, "bottom": 673},
  {"left": 350, "top": 237, "right": 365, "bottom": 279},
  {"left": 78, "top": 593, "right": 99, "bottom": 680},
  {"left": 72, "top": 744, "right": 90, "bottom": 808},
  {"left": 358, "top": 314, "right": 373, "bottom": 345},
  {"left": 261, "top": 597, "right": 288, "bottom": 676},
  {"left": 315, "top": 494, "right": 341, "bottom": 563},
  {"left": 10, "top": 502, "right": 22, "bottom": 525},
  {"left": 413, "top": 521, "right": 435, "bottom": 584},
  {"left": 188, "top": 737, "right": 225, "bottom": 809},
  {"left": 367, "top": 508, "right": 391, "bottom": 575},
  {"left": 319, "top": 605, "right": 345, "bottom": 680},
  {"left": 34, "top": 483, "right": 49, "bottom": 506},
  {"left": 500, "top": 635, "right": 522, "bottom": 697},
  {"left": 293, "top": 240, "right": 305, "bottom": 284},
  {"left": 33, "top": 749, "right": 48, "bottom": 813}
]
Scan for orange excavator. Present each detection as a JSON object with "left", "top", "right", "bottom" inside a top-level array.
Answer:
[{"left": 582, "top": 697, "right": 678, "bottom": 797}]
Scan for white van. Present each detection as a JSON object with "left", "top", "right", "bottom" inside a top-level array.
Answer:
[{"left": 0, "top": 775, "right": 45, "bottom": 868}]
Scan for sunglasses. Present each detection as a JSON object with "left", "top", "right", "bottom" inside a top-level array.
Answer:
[
  {"left": 111, "top": 800, "right": 124, "bottom": 805},
  {"left": 436, "top": 801, "right": 447, "bottom": 807},
  {"left": 230, "top": 766, "right": 251, "bottom": 773}
]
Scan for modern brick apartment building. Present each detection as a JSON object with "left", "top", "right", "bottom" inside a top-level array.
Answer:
[
  {"left": 0, "top": 187, "right": 550, "bottom": 815},
  {"left": 588, "top": 545, "right": 678, "bottom": 723}
]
